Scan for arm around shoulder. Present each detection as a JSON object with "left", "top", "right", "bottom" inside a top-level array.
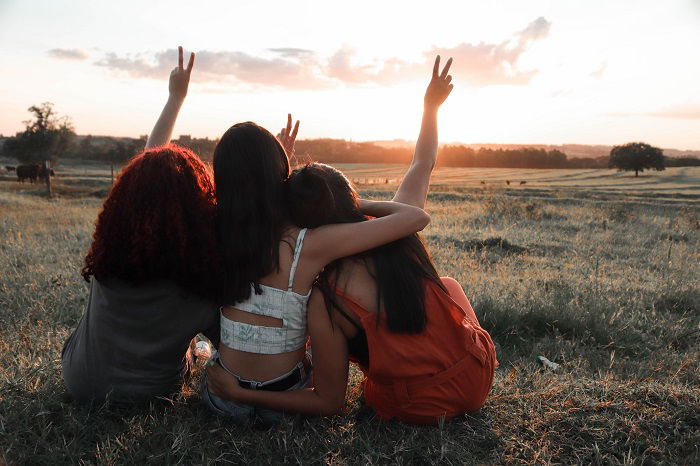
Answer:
[{"left": 306, "top": 199, "right": 430, "bottom": 266}]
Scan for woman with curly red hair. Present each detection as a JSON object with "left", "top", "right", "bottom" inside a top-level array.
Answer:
[{"left": 62, "top": 48, "right": 223, "bottom": 403}]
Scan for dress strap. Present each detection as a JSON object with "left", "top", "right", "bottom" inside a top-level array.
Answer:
[
  {"left": 333, "top": 287, "right": 372, "bottom": 317},
  {"left": 287, "top": 228, "right": 307, "bottom": 291},
  {"left": 333, "top": 302, "right": 365, "bottom": 333}
]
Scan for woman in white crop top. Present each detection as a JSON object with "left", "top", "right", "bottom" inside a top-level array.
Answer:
[{"left": 200, "top": 116, "right": 431, "bottom": 424}]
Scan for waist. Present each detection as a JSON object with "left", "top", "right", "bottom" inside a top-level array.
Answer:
[
  {"left": 215, "top": 351, "right": 311, "bottom": 391},
  {"left": 218, "top": 344, "right": 307, "bottom": 381}
]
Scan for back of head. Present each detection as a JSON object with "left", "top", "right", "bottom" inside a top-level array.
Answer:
[
  {"left": 82, "top": 144, "right": 221, "bottom": 298},
  {"left": 285, "top": 163, "right": 364, "bottom": 227},
  {"left": 214, "top": 122, "right": 291, "bottom": 303},
  {"left": 286, "top": 162, "right": 445, "bottom": 333}
]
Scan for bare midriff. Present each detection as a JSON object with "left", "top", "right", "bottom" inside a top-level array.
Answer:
[{"left": 218, "top": 306, "right": 306, "bottom": 382}]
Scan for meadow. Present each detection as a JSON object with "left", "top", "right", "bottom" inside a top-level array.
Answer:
[{"left": 0, "top": 159, "right": 698, "bottom": 464}]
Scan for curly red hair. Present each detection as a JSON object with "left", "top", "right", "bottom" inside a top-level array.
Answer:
[{"left": 82, "top": 145, "right": 221, "bottom": 298}]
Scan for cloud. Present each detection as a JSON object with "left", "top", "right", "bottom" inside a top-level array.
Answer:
[
  {"left": 518, "top": 16, "right": 551, "bottom": 42},
  {"left": 47, "top": 48, "right": 89, "bottom": 61},
  {"left": 650, "top": 104, "right": 700, "bottom": 119},
  {"left": 95, "top": 51, "right": 171, "bottom": 78},
  {"left": 590, "top": 61, "right": 607, "bottom": 78},
  {"left": 326, "top": 45, "right": 411, "bottom": 84},
  {"left": 267, "top": 48, "right": 314, "bottom": 58},
  {"left": 327, "top": 17, "right": 552, "bottom": 86},
  {"left": 94, "top": 17, "right": 551, "bottom": 89},
  {"left": 96, "top": 48, "right": 331, "bottom": 90},
  {"left": 195, "top": 49, "right": 330, "bottom": 89}
]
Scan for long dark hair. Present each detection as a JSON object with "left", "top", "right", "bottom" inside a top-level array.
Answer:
[
  {"left": 214, "top": 122, "right": 291, "bottom": 303},
  {"left": 82, "top": 145, "right": 221, "bottom": 298},
  {"left": 285, "top": 163, "right": 445, "bottom": 333}
]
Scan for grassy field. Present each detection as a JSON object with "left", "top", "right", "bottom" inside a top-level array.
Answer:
[{"left": 1, "top": 159, "right": 699, "bottom": 464}]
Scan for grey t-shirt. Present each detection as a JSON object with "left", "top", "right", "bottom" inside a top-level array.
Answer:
[{"left": 61, "top": 278, "right": 219, "bottom": 404}]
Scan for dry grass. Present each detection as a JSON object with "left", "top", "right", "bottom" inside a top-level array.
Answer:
[{"left": 0, "top": 161, "right": 699, "bottom": 464}]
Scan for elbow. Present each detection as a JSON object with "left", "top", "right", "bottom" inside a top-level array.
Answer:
[{"left": 415, "top": 208, "right": 431, "bottom": 231}]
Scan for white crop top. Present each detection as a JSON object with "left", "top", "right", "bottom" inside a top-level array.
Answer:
[{"left": 220, "top": 229, "right": 311, "bottom": 354}]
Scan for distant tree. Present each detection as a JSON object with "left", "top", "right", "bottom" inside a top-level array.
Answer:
[
  {"left": 173, "top": 135, "right": 218, "bottom": 161},
  {"left": 105, "top": 139, "right": 143, "bottom": 164},
  {"left": 4, "top": 102, "right": 76, "bottom": 164},
  {"left": 77, "top": 135, "right": 94, "bottom": 158},
  {"left": 665, "top": 156, "right": 700, "bottom": 167},
  {"left": 609, "top": 142, "right": 665, "bottom": 177}
]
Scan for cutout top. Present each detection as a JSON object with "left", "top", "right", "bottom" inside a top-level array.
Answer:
[{"left": 220, "top": 229, "right": 311, "bottom": 354}]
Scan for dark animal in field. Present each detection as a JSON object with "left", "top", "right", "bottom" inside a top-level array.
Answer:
[
  {"left": 16, "top": 164, "right": 41, "bottom": 183},
  {"left": 506, "top": 180, "right": 510, "bottom": 185},
  {"left": 480, "top": 181, "right": 486, "bottom": 185},
  {"left": 5, "top": 165, "right": 16, "bottom": 172},
  {"left": 38, "top": 166, "right": 55, "bottom": 180},
  {"left": 520, "top": 181, "right": 527, "bottom": 185}
]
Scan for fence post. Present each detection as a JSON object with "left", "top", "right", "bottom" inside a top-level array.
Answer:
[{"left": 44, "top": 160, "right": 52, "bottom": 198}]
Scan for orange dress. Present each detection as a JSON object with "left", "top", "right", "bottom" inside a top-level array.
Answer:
[{"left": 335, "top": 278, "right": 497, "bottom": 425}]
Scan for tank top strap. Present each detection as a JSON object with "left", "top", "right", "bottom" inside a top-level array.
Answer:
[{"left": 287, "top": 228, "right": 307, "bottom": 291}]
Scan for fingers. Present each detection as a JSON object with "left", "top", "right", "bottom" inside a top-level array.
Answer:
[
  {"left": 445, "top": 75, "right": 452, "bottom": 85},
  {"left": 178, "top": 46, "right": 184, "bottom": 70},
  {"left": 432, "top": 55, "right": 440, "bottom": 78},
  {"left": 187, "top": 52, "right": 195, "bottom": 74},
  {"left": 440, "top": 57, "right": 453, "bottom": 78},
  {"left": 286, "top": 113, "right": 293, "bottom": 134},
  {"left": 447, "top": 84, "right": 454, "bottom": 95},
  {"left": 290, "top": 119, "right": 300, "bottom": 141}
]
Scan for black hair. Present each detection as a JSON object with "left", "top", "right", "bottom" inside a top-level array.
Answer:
[
  {"left": 214, "top": 122, "right": 290, "bottom": 303},
  {"left": 285, "top": 163, "right": 446, "bottom": 333}
]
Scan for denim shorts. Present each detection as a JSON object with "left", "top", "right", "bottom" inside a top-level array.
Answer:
[{"left": 201, "top": 352, "right": 311, "bottom": 426}]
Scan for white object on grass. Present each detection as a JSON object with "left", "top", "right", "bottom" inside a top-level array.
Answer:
[{"left": 537, "top": 355, "right": 560, "bottom": 371}]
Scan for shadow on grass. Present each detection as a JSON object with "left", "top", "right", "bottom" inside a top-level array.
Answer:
[{"left": 1, "top": 376, "right": 504, "bottom": 465}]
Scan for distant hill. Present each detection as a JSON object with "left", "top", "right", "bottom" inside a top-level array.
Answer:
[{"left": 370, "top": 140, "right": 700, "bottom": 159}]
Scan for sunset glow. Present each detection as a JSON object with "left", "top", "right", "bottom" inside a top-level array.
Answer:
[{"left": 1, "top": 0, "right": 699, "bottom": 149}]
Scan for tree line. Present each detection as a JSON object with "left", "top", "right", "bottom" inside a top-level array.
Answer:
[{"left": 2, "top": 103, "right": 699, "bottom": 173}]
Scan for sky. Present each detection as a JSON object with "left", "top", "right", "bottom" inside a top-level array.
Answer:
[{"left": 1, "top": 0, "right": 699, "bottom": 149}]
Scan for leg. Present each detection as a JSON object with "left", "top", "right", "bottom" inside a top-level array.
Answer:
[{"left": 440, "top": 277, "right": 480, "bottom": 328}]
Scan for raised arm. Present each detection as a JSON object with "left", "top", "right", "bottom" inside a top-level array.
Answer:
[
  {"left": 392, "top": 55, "right": 453, "bottom": 208},
  {"left": 145, "top": 46, "right": 195, "bottom": 149},
  {"left": 206, "top": 288, "right": 349, "bottom": 415}
]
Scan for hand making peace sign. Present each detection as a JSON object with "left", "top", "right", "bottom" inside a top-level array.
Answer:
[
  {"left": 169, "top": 46, "right": 195, "bottom": 100},
  {"left": 277, "top": 113, "right": 300, "bottom": 158},
  {"left": 424, "top": 55, "right": 453, "bottom": 110}
]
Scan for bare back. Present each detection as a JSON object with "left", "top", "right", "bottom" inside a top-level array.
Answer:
[
  {"left": 220, "top": 227, "right": 316, "bottom": 381},
  {"left": 326, "top": 258, "right": 382, "bottom": 339}
]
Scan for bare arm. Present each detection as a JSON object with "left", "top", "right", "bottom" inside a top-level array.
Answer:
[
  {"left": 392, "top": 55, "right": 453, "bottom": 208},
  {"left": 145, "top": 46, "right": 194, "bottom": 149},
  {"left": 206, "top": 289, "right": 349, "bottom": 415},
  {"left": 304, "top": 199, "right": 430, "bottom": 267}
]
